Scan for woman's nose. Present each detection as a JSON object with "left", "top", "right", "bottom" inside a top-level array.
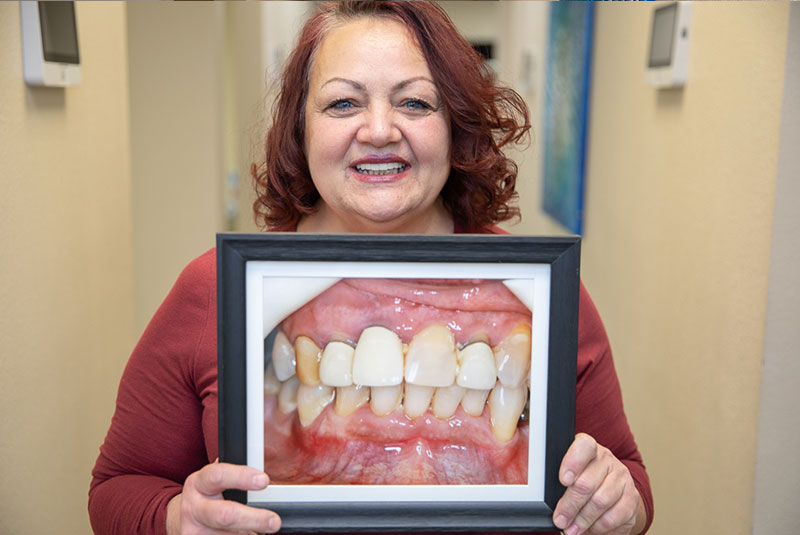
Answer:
[{"left": 356, "top": 105, "right": 402, "bottom": 147}]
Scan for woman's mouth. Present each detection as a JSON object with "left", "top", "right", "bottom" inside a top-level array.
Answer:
[
  {"left": 353, "top": 162, "right": 410, "bottom": 176},
  {"left": 350, "top": 155, "right": 411, "bottom": 180},
  {"left": 263, "top": 279, "right": 532, "bottom": 486}
]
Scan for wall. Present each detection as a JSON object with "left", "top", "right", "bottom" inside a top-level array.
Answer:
[
  {"left": 127, "top": 2, "right": 225, "bottom": 335},
  {"left": 495, "top": 1, "right": 562, "bottom": 236},
  {"left": 229, "top": 1, "right": 315, "bottom": 233},
  {"left": 439, "top": 1, "right": 501, "bottom": 49},
  {"left": 0, "top": 3, "right": 133, "bottom": 534},
  {"left": 224, "top": 1, "right": 264, "bottom": 233},
  {"left": 752, "top": 3, "right": 800, "bottom": 533},
  {"left": 0, "top": 2, "right": 793, "bottom": 534},
  {"left": 500, "top": 2, "right": 790, "bottom": 534}
]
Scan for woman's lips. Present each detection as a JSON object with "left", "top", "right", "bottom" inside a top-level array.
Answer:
[{"left": 350, "top": 154, "right": 411, "bottom": 182}]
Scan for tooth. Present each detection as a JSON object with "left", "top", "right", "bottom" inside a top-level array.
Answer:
[
  {"left": 334, "top": 384, "right": 370, "bottom": 417},
  {"left": 264, "top": 362, "right": 281, "bottom": 395},
  {"left": 456, "top": 342, "right": 497, "bottom": 389},
  {"left": 296, "top": 384, "right": 335, "bottom": 427},
  {"left": 431, "top": 384, "right": 466, "bottom": 419},
  {"left": 403, "top": 383, "right": 434, "bottom": 419},
  {"left": 369, "top": 384, "right": 402, "bottom": 416},
  {"left": 278, "top": 376, "right": 299, "bottom": 414},
  {"left": 295, "top": 335, "right": 322, "bottom": 386},
  {"left": 404, "top": 324, "right": 457, "bottom": 387},
  {"left": 488, "top": 383, "right": 527, "bottom": 442},
  {"left": 461, "top": 388, "right": 491, "bottom": 416},
  {"left": 319, "top": 341, "right": 355, "bottom": 386},
  {"left": 493, "top": 323, "right": 531, "bottom": 387},
  {"left": 271, "top": 330, "right": 296, "bottom": 381},
  {"left": 352, "top": 326, "right": 404, "bottom": 386}
]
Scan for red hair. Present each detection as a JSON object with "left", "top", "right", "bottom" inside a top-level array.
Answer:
[{"left": 253, "top": 1, "right": 530, "bottom": 232}]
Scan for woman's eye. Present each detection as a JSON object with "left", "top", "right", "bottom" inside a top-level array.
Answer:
[
  {"left": 403, "top": 99, "right": 432, "bottom": 111},
  {"left": 328, "top": 99, "right": 355, "bottom": 112}
]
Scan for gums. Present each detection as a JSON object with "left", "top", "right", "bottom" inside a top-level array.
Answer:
[{"left": 264, "top": 278, "right": 532, "bottom": 485}]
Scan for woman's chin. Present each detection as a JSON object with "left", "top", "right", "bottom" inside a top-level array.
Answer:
[{"left": 316, "top": 200, "right": 451, "bottom": 234}]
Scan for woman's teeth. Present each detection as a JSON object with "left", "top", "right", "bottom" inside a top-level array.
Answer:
[
  {"left": 354, "top": 162, "right": 408, "bottom": 175},
  {"left": 352, "top": 326, "right": 405, "bottom": 386},
  {"left": 493, "top": 323, "right": 532, "bottom": 388},
  {"left": 265, "top": 323, "right": 532, "bottom": 442}
]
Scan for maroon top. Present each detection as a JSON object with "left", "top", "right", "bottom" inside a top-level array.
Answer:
[{"left": 90, "top": 240, "right": 653, "bottom": 535}]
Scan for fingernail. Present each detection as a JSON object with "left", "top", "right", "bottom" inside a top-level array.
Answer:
[
  {"left": 555, "top": 515, "right": 568, "bottom": 529},
  {"left": 563, "top": 470, "right": 575, "bottom": 484},
  {"left": 566, "top": 523, "right": 580, "bottom": 535},
  {"left": 253, "top": 473, "right": 268, "bottom": 487},
  {"left": 268, "top": 516, "right": 281, "bottom": 532}
]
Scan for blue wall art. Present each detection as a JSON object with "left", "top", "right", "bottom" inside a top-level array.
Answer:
[{"left": 542, "top": 1, "right": 594, "bottom": 235}]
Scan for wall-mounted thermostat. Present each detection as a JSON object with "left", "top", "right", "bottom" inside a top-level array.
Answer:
[
  {"left": 20, "top": 1, "right": 81, "bottom": 87},
  {"left": 647, "top": 2, "right": 691, "bottom": 88}
]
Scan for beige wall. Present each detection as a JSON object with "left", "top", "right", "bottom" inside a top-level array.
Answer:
[
  {"left": 224, "top": 1, "right": 264, "bottom": 233},
  {"left": 752, "top": 3, "right": 800, "bottom": 533},
  {"left": 0, "top": 3, "right": 133, "bottom": 534},
  {"left": 501, "top": 2, "right": 790, "bottom": 534},
  {"left": 228, "top": 1, "right": 315, "bottom": 233},
  {"left": 127, "top": 2, "right": 225, "bottom": 335},
  {"left": 0, "top": 2, "right": 794, "bottom": 534}
]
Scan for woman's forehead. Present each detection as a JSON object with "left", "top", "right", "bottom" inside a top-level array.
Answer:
[{"left": 309, "top": 17, "right": 431, "bottom": 89}]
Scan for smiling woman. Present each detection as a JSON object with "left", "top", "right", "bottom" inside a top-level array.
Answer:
[
  {"left": 300, "top": 17, "right": 453, "bottom": 233},
  {"left": 254, "top": 0, "right": 530, "bottom": 234},
  {"left": 89, "top": 2, "right": 652, "bottom": 535}
]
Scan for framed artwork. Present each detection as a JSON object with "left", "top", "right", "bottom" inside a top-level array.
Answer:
[
  {"left": 218, "top": 233, "right": 580, "bottom": 532},
  {"left": 542, "top": 1, "right": 595, "bottom": 235}
]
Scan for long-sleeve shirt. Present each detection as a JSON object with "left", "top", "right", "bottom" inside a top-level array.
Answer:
[{"left": 89, "top": 246, "right": 653, "bottom": 535}]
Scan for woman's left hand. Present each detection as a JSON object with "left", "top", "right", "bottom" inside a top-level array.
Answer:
[{"left": 552, "top": 433, "right": 645, "bottom": 535}]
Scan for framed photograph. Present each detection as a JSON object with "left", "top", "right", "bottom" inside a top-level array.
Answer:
[{"left": 218, "top": 233, "right": 580, "bottom": 532}]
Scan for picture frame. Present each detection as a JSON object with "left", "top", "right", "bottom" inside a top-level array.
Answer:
[{"left": 218, "top": 233, "right": 580, "bottom": 532}]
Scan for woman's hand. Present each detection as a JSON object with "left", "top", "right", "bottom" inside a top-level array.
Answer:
[
  {"left": 166, "top": 461, "right": 281, "bottom": 535},
  {"left": 553, "top": 434, "right": 645, "bottom": 535}
]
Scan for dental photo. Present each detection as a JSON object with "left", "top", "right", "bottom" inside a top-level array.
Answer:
[{"left": 262, "top": 276, "right": 533, "bottom": 486}]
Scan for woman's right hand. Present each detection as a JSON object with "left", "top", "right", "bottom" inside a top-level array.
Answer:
[{"left": 166, "top": 461, "right": 282, "bottom": 534}]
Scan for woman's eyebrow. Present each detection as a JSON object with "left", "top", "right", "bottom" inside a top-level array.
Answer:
[
  {"left": 320, "top": 76, "right": 436, "bottom": 91},
  {"left": 392, "top": 76, "right": 436, "bottom": 91},
  {"left": 321, "top": 77, "right": 366, "bottom": 91}
]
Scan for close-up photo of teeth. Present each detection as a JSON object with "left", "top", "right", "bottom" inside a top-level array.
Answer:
[{"left": 261, "top": 278, "right": 533, "bottom": 486}]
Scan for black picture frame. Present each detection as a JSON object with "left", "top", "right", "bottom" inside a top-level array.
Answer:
[{"left": 218, "top": 233, "right": 580, "bottom": 533}]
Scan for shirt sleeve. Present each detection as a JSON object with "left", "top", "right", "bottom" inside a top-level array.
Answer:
[
  {"left": 575, "top": 283, "right": 654, "bottom": 533},
  {"left": 89, "top": 251, "right": 216, "bottom": 535}
]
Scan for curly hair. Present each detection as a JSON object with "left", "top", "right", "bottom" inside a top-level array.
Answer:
[{"left": 253, "top": 1, "right": 530, "bottom": 232}]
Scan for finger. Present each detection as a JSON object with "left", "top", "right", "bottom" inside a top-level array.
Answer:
[
  {"left": 586, "top": 481, "right": 639, "bottom": 535},
  {"left": 194, "top": 499, "right": 281, "bottom": 534},
  {"left": 568, "top": 467, "right": 627, "bottom": 535},
  {"left": 552, "top": 450, "right": 609, "bottom": 531},
  {"left": 559, "top": 433, "right": 598, "bottom": 486},
  {"left": 192, "top": 463, "right": 270, "bottom": 496}
]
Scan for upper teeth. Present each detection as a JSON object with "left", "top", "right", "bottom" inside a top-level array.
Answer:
[
  {"left": 493, "top": 323, "right": 531, "bottom": 388},
  {"left": 355, "top": 162, "right": 405, "bottom": 174},
  {"left": 266, "top": 322, "right": 531, "bottom": 440},
  {"left": 352, "top": 326, "right": 404, "bottom": 386},
  {"left": 404, "top": 324, "right": 458, "bottom": 387}
]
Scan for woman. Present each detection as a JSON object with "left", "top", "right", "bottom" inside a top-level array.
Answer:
[{"left": 90, "top": 2, "right": 652, "bottom": 535}]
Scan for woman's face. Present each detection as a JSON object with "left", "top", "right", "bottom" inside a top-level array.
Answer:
[{"left": 302, "top": 17, "right": 452, "bottom": 234}]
